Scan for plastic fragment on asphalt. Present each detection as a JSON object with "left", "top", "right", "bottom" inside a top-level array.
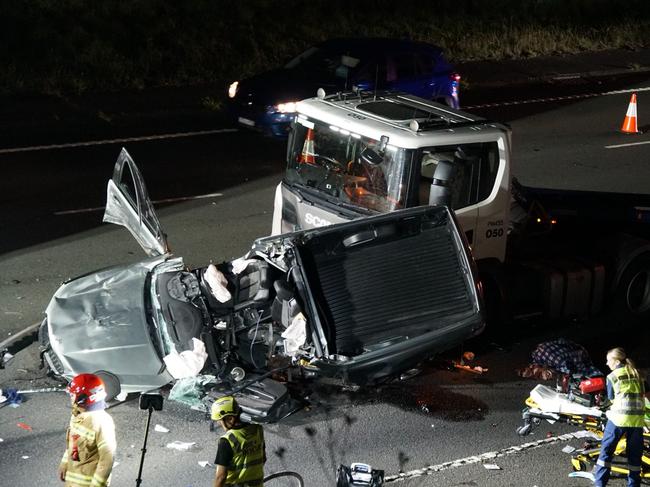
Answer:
[
  {"left": 0, "top": 438, "right": 4, "bottom": 442},
  {"left": 562, "top": 445, "right": 576, "bottom": 453},
  {"left": 453, "top": 362, "right": 488, "bottom": 374},
  {"left": 2, "top": 351, "right": 14, "bottom": 366},
  {"left": 154, "top": 424, "right": 170, "bottom": 433},
  {"left": 166, "top": 441, "right": 198, "bottom": 451},
  {"left": 17, "top": 422, "right": 32, "bottom": 431},
  {"left": 483, "top": 463, "right": 501, "bottom": 470},
  {"left": 573, "top": 430, "right": 600, "bottom": 439},
  {"left": 569, "top": 471, "right": 595, "bottom": 480},
  {"left": 198, "top": 461, "right": 212, "bottom": 468},
  {"left": 21, "top": 455, "right": 29, "bottom": 459}
]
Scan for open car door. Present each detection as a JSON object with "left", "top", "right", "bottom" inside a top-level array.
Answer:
[{"left": 103, "top": 148, "right": 169, "bottom": 257}]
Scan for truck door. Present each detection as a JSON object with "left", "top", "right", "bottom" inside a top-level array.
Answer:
[{"left": 417, "top": 142, "right": 504, "bottom": 261}]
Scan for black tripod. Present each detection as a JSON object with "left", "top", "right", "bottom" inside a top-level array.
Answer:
[{"left": 136, "top": 393, "right": 163, "bottom": 486}]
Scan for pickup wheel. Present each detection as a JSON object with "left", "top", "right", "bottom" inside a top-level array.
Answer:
[{"left": 614, "top": 253, "right": 650, "bottom": 322}]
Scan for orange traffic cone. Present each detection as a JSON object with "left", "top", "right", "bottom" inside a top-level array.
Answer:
[
  {"left": 621, "top": 93, "right": 640, "bottom": 134},
  {"left": 299, "top": 128, "right": 316, "bottom": 164}
]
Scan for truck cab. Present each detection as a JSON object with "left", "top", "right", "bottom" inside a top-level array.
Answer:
[
  {"left": 273, "top": 91, "right": 650, "bottom": 324},
  {"left": 272, "top": 91, "right": 512, "bottom": 263}
]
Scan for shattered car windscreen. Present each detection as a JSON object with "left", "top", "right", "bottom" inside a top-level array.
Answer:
[{"left": 286, "top": 119, "right": 412, "bottom": 212}]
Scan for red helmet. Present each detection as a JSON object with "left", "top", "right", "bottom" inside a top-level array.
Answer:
[{"left": 67, "top": 373, "right": 107, "bottom": 407}]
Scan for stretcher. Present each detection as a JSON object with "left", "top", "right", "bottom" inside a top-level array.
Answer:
[{"left": 518, "top": 382, "right": 650, "bottom": 480}]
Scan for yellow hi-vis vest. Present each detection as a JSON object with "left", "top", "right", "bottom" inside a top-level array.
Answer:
[
  {"left": 60, "top": 409, "right": 116, "bottom": 487},
  {"left": 607, "top": 366, "right": 646, "bottom": 428},
  {"left": 222, "top": 424, "right": 265, "bottom": 486}
]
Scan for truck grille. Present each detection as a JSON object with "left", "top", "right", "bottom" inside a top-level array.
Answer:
[{"left": 305, "top": 224, "right": 474, "bottom": 356}]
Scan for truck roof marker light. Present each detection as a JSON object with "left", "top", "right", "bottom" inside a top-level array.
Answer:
[
  {"left": 536, "top": 217, "right": 542, "bottom": 223},
  {"left": 551, "top": 219, "right": 557, "bottom": 225}
]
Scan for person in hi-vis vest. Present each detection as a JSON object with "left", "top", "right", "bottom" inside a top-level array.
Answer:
[
  {"left": 594, "top": 347, "right": 645, "bottom": 487},
  {"left": 212, "top": 396, "right": 266, "bottom": 487}
]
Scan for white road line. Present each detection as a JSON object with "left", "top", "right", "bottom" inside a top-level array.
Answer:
[
  {"left": 54, "top": 192, "right": 223, "bottom": 215},
  {"left": 605, "top": 140, "right": 650, "bottom": 149},
  {"left": 385, "top": 432, "right": 588, "bottom": 483},
  {"left": 465, "top": 85, "right": 650, "bottom": 110},
  {"left": 0, "top": 321, "right": 41, "bottom": 350},
  {"left": 0, "top": 128, "right": 238, "bottom": 154}
]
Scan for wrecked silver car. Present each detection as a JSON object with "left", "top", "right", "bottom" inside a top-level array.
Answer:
[{"left": 40, "top": 149, "right": 485, "bottom": 422}]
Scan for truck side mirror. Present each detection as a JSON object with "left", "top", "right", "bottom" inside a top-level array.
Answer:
[
  {"left": 360, "top": 136, "right": 390, "bottom": 166},
  {"left": 360, "top": 147, "right": 383, "bottom": 165}
]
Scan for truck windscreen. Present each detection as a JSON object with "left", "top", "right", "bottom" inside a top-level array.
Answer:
[{"left": 286, "top": 119, "right": 413, "bottom": 213}]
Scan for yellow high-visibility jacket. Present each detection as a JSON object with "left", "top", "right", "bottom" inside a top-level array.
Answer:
[{"left": 60, "top": 408, "right": 116, "bottom": 487}]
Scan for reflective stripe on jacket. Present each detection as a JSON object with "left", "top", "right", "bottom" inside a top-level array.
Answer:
[
  {"left": 607, "top": 366, "right": 646, "bottom": 428},
  {"left": 60, "top": 409, "right": 116, "bottom": 487},
  {"left": 222, "top": 424, "right": 265, "bottom": 486}
]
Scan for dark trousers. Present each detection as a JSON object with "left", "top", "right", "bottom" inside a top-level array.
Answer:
[{"left": 594, "top": 420, "right": 643, "bottom": 487}]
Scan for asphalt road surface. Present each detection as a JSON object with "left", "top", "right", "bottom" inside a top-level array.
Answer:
[{"left": 1, "top": 70, "right": 650, "bottom": 487}]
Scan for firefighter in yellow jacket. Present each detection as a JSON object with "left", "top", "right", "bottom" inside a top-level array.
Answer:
[
  {"left": 58, "top": 373, "right": 117, "bottom": 487},
  {"left": 212, "top": 396, "right": 266, "bottom": 487}
]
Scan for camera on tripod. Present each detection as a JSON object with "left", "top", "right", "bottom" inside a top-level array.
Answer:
[{"left": 139, "top": 392, "right": 163, "bottom": 411}]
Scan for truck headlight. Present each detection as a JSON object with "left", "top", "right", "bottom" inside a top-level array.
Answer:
[{"left": 228, "top": 81, "right": 239, "bottom": 99}]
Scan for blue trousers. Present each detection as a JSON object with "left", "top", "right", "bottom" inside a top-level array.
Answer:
[{"left": 594, "top": 420, "right": 643, "bottom": 487}]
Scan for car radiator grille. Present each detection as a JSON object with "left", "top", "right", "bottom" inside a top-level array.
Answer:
[{"left": 308, "top": 226, "right": 474, "bottom": 356}]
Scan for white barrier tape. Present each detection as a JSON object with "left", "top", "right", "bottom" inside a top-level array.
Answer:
[
  {"left": 0, "top": 128, "right": 238, "bottom": 155},
  {"left": 54, "top": 192, "right": 223, "bottom": 216},
  {"left": 465, "top": 86, "right": 650, "bottom": 110},
  {"left": 385, "top": 432, "right": 582, "bottom": 483}
]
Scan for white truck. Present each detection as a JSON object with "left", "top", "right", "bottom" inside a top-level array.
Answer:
[{"left": 271, "top": 91, "right": 650, "bottom": 325}]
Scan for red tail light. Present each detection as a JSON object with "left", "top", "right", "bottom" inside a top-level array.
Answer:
[{"left": 451, "top": 73, "right": 461, "bottom": 82}]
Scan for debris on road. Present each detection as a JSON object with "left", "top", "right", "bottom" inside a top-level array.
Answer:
[
  {"left": 0, "top": 349, "right": 14, "bottom": 369},
  {"left": 0, "top": 388, "right": 22, "bottom": 406},
  {"left": 568, "top": 471, "right": 595, "bottom": 481},
  {"left": 198, "top": 461, "right": 212, "bottom": 468},
  {"left": 166, "top": 441, "right": 198, "bottom": 452},
  {"left": 154, "top": 424, "right": 169, "bottom": 433},
  {"left": 483, "top": 463, "right": 501, "bottom": 470},
  {"left": 562, "top": 445, "right": 576, "bottom": 453},
  {"left": 452, "top": 362, "right": 488, "bottom": 374},
  {"left": 16, "top": 422, "right": 32, "bottom": 431},
  {"left": 169, "top": 375, "right": 216, "bottom": 410}
]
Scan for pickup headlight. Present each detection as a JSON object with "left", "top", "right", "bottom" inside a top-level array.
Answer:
[
  {"left": 275, "top": 101, "right": 298, "bottom": 113},
  {"left": 228, "top": 81, "right": 239, "bottom": 99}
]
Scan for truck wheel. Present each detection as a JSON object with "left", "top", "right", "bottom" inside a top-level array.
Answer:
[{"left": 615, "top": 253, "right": 650, "bottom": 321}]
